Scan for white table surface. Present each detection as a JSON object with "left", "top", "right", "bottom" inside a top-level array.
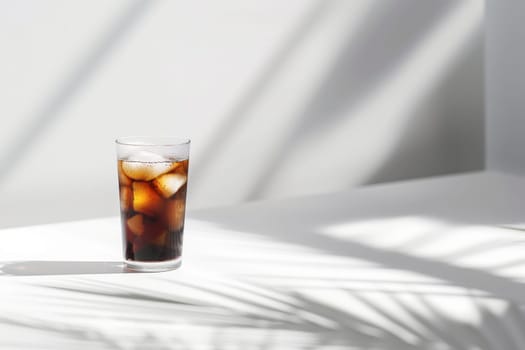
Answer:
[{"left": 2, "top": 171, "right": 525, "bottom": 349}]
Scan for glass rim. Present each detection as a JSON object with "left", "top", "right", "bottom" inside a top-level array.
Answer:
[{"left": 115, "top": 136, "right": 191, "bottom": 147}]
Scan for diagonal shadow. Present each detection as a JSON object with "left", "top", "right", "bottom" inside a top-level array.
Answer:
[
  {"left": 291, "top": 293, "right": 418, "bottom": 349},
  {"left": 3, "top": 254, "right": 523, "bottom": 349},
  {"left": 259, "top": 230, "right": 525, "bottom": 303},
  {"left": 418, "top": 295, "right": 474, "bottom": 350},
  {"left": 2, "top": 280, "right": 521, "bottom": 349},
  {"left": 364, "top": 24, "right": 484, "bottom": 185},
  {"left": 192, "top": 204, "right": 525, "bottom": 304},
  {"left": 244, "top": 0, "right": 463, "bottom": 200},
  {"left": 348, "top": 291, "right": 429, "bottom": 343},
  {"left": 286, "top": 0, "right": 458, "bottom": 136},
  {"left": 189, "top": 0, "right": 331, "bottom": 188},
  {"left": 0, "top": 0, "right": 155, "bottom": 186},
  {"left": 504, "top": 302, "right": 525, "bottom": 348},
  {"left": 392, "top": 293, "right": 465, "bottom": 348},
  {"left": 0, "top": 316, "right": 123, "bottom": 349},
  {"left": 474, "top": 300, "right": 520, "bottom": 350},
  {"left": 41, "top": 285, "right": 195, "bottom": 306}
]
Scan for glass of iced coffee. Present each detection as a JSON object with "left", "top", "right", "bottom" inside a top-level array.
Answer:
[{"left": 116, "top": 137, "right": 190, "bottom": 272}]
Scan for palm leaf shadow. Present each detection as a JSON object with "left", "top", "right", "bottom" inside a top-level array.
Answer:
[{"left": 6, "top": 271, "right": 525, "bottom": 350}]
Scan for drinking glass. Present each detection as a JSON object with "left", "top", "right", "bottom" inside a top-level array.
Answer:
[{"left": 116, "top": 137, "right": 190, "bottom": 271}]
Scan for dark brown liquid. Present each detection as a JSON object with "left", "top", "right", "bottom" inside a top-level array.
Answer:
[{"left": 117, "top": 158, "right": 188, "bottom": 262}]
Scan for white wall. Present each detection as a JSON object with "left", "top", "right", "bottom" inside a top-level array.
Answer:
[
  {"left": 486, "top": 0, "right": 525, "bottom": 174},
  {"left": 0, "top": 0, "right": 484, "bottom": 228}
]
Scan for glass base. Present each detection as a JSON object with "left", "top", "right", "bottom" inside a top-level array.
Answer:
[{"left": 124, "top": 258, "right": 181, "bottom": 272}]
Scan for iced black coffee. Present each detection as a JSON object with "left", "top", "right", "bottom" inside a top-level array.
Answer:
[{"left": 116, "top": 138, "right": 190, "bottom": 271}]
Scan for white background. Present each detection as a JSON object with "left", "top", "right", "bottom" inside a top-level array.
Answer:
[{"left": 0, "top": 0, "right": 484, "bottom": 227}]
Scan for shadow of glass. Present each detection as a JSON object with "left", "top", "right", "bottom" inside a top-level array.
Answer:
[{"left": 0, "top": 261, "right": 134, "bottom": 276}]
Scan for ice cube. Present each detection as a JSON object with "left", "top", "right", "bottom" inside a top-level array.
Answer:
[
  {"left": 132, "top": 236, "right": 145, "bottom": 254},
  {"left": 153, "top": 173, "right": 187, "bottom": 198},
  {"left": 117, "top": 160, "right": 132, "bottom": 186},
  {"left": 165, "top": 198, "right": 186, "bottom": 231},
  {"left": 180, "top": 159, "right": 189, "bottom": 173},
  {"left": 122, "top": 151, "right": 176, "bottom": 181},
  {"left": 142, "top": 217, "right": 165, "bottom": 237},
  {"left": 150, "top": 230, "right": 167, "bottom": 246},
  {"left": 132, "top": 181, "right": 164, "bottom": 216},
  {"left": 125, "top": 226, "right": 135, "bottom": 244},
  {"left": 120, "top": 186, "right": 133, "bottom": 211},
  {"left": 127, "top": 214, "right": 144, "bottom": 236},
  {"left": 128, "top": 150, "right": 167, "bottom": 163}
]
